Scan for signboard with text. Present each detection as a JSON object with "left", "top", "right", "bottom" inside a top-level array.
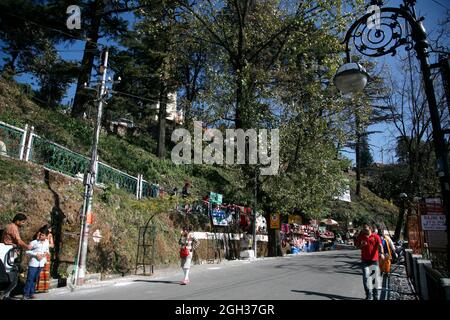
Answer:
[
  {"left": 211, "top": 208, "right": 232, "bottom": 226},
  {"left": 421, "top": 215, "right": 447, "bottom": 231},
  {"left": 270, "top": 213, "right": 280, "bottom": 229}
]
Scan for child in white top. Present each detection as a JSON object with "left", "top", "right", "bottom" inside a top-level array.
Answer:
[{"left": 23, "top": 230, "right": 49, "bottom": 299}]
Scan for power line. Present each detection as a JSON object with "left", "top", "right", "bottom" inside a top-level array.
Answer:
[
  {"left": 110, "top": 89, "right": 160, "bottom": 104},
  {"left": 2, "top": 11, "right": 104, "bottom": 49},
  {"left": 431, "top": 0, "right": 450, "bottom": 10}
]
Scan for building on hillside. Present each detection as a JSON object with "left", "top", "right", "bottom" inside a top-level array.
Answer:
[{"left": 152, "top": 92, "right": 184, "bottom": 124}]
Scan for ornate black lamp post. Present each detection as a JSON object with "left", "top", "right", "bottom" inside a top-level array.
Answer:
[{"left": 334, "top": 0, "right": 450, "bottom": 270}]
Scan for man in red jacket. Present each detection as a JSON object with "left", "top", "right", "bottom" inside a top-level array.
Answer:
[{"left": 355, "top": 223, "right": 385, "bottom": 300}]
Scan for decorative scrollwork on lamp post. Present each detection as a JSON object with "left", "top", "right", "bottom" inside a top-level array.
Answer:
[{"left": 335, "top": 0, "right": 450, "bottom": 271}]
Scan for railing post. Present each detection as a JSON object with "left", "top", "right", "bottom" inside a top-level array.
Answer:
[
  {"left": 19, "top": 124, "right": 28, "bottom": 160},
  {"left": 417, "top": 259, "right": 432, "bottom": 300},
  {"left": 412, "top": 254, "right": 422, "bottom": 293},
  {"left": 441, "top": 279, "right": 450, "bottom": 300},
  {"left": 139, "top": 175, "right": 143, "bottom": 200},
  {"left": 136, "top": 174, "right": 141, "bottom": 199},
  {"left": 405, "top": 249, "right": 413, "bottom": 278},
  {"left": 24, "top": 126, "right": 34, "bottom": 162}
]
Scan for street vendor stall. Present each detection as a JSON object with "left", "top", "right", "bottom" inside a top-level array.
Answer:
[{"left": 281, "top": 222, "right": 320, "bottom": 254}]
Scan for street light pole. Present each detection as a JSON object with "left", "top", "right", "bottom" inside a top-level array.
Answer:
[
  {"left": 74, "top": 48, "right": 109, "bottom": 286},
  {"left": 335, "top": 0, "right": 450, "bottom": 271}
]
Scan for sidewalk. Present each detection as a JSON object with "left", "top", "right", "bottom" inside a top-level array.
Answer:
[{"left": 385, "top": 262, "right": 419, "bottom": 300}]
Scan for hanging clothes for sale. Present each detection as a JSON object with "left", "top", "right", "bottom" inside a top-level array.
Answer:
[{"left": 240, "top": 214, "right": 251, "bottom": 231}]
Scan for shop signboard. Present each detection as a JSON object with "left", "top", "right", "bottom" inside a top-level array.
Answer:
[
  {"left": 288, "top": 215, "right": 302, "bottom": 225},
  {"left": 211, "top": 208, "right": 232, "bottom": 226},
  {"left": 425, "top": 197, "right": 444, "bottom": 214},
  {"left": 270, "top": 213, "right": 280, "bottom": 229},
  {"left": 421, "top": 215, "right": 447, "bottom": 231},
  {"left": 209, "top": 192, "right": 223, "bottom": 205}
]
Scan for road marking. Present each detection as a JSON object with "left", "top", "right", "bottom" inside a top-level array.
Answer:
[
  {"left": 207, "top": 267, "right": 222, "bottom": 270},
  {"left": 114, "top": 282, "right": 134, "bottom": 287}
]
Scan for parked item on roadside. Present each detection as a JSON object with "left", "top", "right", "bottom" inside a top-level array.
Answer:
[
  {"left": 178, "top": 226, "right": 199, "bottom": 285},
  {"left": 0, "top": 243, "right": 20, "bottom": 300}
]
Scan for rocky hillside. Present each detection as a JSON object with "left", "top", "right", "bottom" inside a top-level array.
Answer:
[{"left": 0, "top": 156, "right": 191, "bottom": 278}]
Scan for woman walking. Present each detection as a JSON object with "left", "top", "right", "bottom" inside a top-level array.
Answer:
[
  {"left": 35, "top": 225, "right": 54, "bottom": 293},
  {"left": 179, "top": 226, "right": 199, "bottom": 285}
]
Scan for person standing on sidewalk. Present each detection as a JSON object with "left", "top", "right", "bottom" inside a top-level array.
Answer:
[
  {"left": 355, "top": 223, "right": 385, "bottom": 300},
  {"left": 178, "top": 226, "right": 199, "bottom": 285},
  {"left": 35, "top": 225, "right": 54, "bottom": 293},
  {"left": 23, "top": 228, "right": 50, "bottom": 299}
]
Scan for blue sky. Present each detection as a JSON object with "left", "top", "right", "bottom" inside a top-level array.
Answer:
[
  {"left": 343, "top": 0, "right": 450, "bottom": 165},
  {"left": 6, "top": 1, "right": 450, "bottom": 165}
]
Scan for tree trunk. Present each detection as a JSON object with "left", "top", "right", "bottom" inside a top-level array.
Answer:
[
  {"left": 71, "top": 1, "right": 103, "bottom": 117},
  {"left": 157, "top": 81, "right": 167, "bottom": 159},
  {"left": 355, "top": 115, "right": 361, "bottom": 197}
]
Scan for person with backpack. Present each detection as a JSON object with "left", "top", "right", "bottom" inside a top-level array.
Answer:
[
  {"left": 377, "top": 226, "right": 396, "bottom": 275},
  {"left": 178, "top": 226, "right": 199, "bottom": 285}
]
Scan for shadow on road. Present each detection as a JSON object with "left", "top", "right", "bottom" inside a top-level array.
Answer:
[
  {"left": 133, "top": 280, "right": 180, "bottom": 285},
  {"left": 291, "top": 290, "right": 362, "bottom": 300}
]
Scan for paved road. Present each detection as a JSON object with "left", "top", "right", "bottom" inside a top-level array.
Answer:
[{"left": 38, "top": 250, "right": 367, "bottom": 300}]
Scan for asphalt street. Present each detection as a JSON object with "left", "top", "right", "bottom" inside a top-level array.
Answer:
[{"left": 37, "top": 250, "right": 367, "bottom": 300}]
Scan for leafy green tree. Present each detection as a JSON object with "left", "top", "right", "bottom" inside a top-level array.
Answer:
[{"left": 360, "top": 135, "right": 373, "bottom": 173}]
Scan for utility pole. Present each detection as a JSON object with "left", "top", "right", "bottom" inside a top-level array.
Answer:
[{"left": 74, "top": 48, "right": 109, "bottom": 286}]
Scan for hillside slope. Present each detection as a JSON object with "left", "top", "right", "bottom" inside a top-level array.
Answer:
[
  {"left": 0, "top": 156, "right": 189, "bottom": 277},
  {"left": 0, "top": 77, "right": 246, "bottom": 203},
  {"left": 0, "top": 78, "right": 400, "bottom": 277}
]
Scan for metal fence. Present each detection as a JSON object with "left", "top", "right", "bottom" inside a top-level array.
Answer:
[
  {"left": 0, "top": 120, "right": 144, "bottom": 198},
  {"left": 97, "top": 162, "right": 138, "bottom": 195},
  {"left": 0, "top": 121, "right": 27, "bottom": 160},
  {"left": 28, "top": 133, "right": 90, "bottom": 177},
  {"left": 141, "top": 180, "right": 150, "bottom": 198}
]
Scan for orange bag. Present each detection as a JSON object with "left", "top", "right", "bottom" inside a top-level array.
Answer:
[{"left": 380, "top": 238, "right": 392, "bottom": 273}]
